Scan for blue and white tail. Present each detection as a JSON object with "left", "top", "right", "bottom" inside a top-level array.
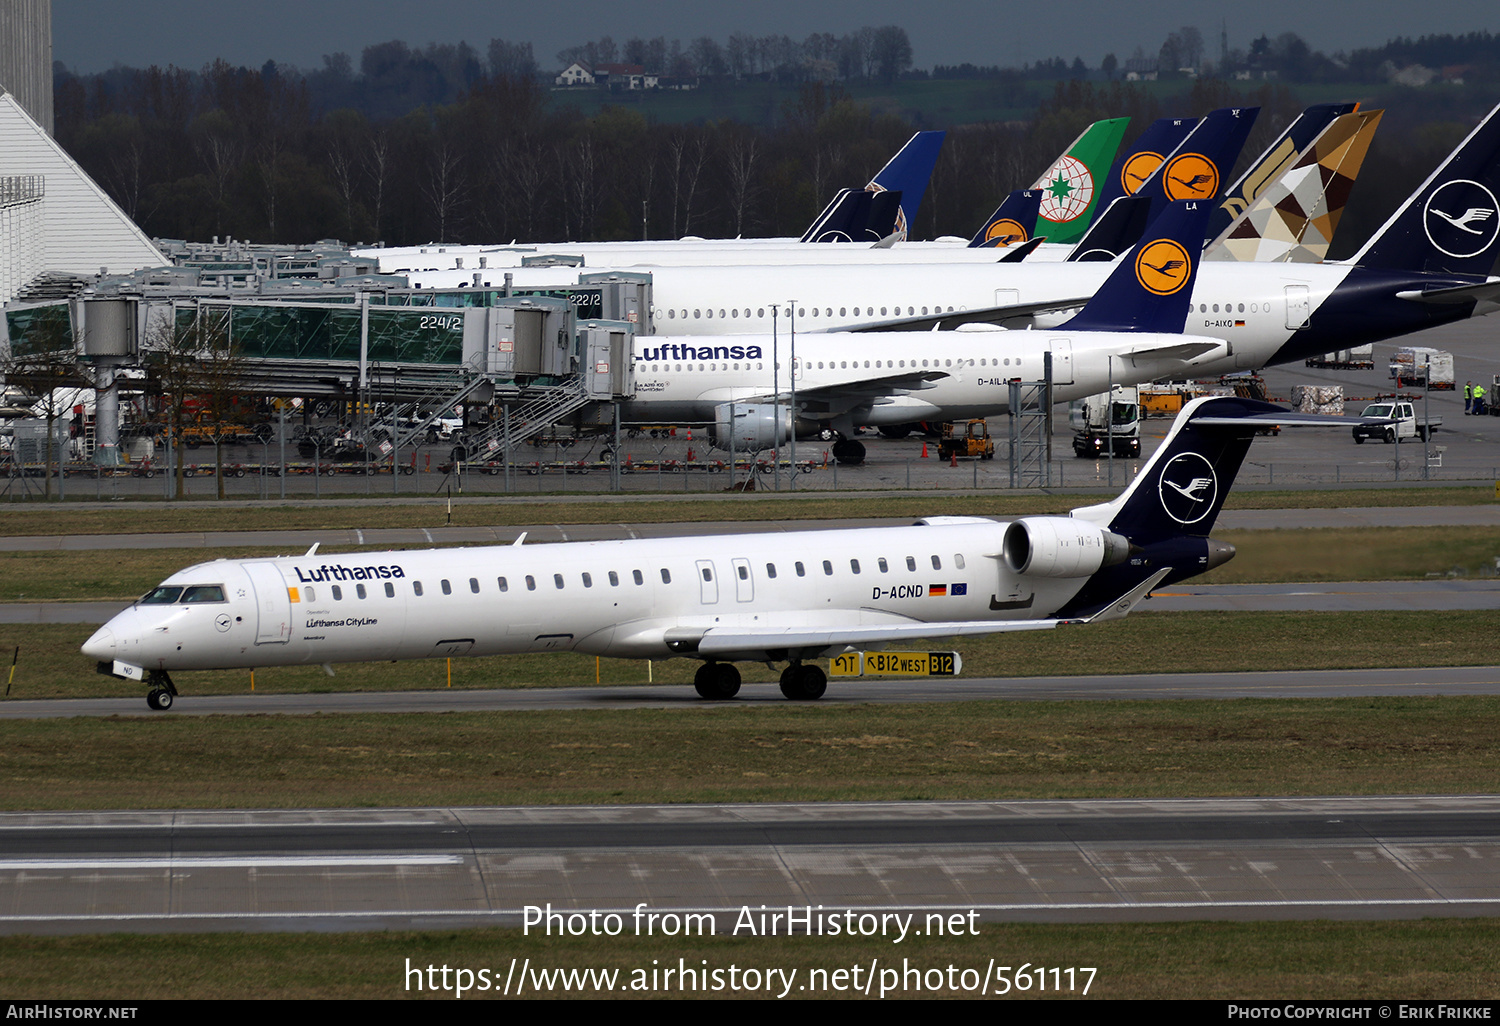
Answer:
[
  {"left": 1352, "top": 101, "right": 1500, "bottom": 276},
  {"left": 1056, "top": 396, "right": 1281, "bottom": 616}
]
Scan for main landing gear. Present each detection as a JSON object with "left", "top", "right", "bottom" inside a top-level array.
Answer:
[
  {"left": 692, "top": 660, "right": 828, "bottom": 700},
  {"left": 693, "top": 662, "right": 741, "bottom": 700},
  {"left": 779, "top": 662, "right": 827, "bottom": 701},
  {"left": 144, "top": 669, "right": 178, "bottom": 711}
]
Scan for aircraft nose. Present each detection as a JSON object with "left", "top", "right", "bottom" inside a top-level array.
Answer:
[{"left": 81, "top": 625, "right": 116, "bottom": 661}]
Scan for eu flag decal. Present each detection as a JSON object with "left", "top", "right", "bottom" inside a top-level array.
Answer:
[{"left": 951, "top": 583, "right": 968, "bottom": 596}]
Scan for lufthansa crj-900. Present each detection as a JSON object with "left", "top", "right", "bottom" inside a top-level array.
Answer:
[{"left": 85, "top": 395, "right": 1355, "bottom": 709}]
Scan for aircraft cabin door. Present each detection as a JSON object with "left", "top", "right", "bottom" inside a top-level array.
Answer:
[
  {"left": 731, "top": 558, "right": 754, "bottom": 602},
  {"left": 243, "top": 562, "right": 292, "bottom": 645},
  {"left": 695, "top": 560, "right": 720, "bottom": 604},
  {"left": 1284, "top": 285, "right": 1310, "bottom": 330},
  {"left": 1048, "top": 339, "right": 1074, "bottom": 384}
]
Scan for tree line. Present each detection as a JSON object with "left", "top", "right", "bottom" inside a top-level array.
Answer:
[{"left": 51, "top": 47, "right": 1496, "bottom": 257}]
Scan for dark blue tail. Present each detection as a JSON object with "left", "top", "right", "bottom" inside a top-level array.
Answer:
[
  {"left": 1057, "top": 396, "right": 1280, "bottom": 616},
  {"left": 1090, "top": 117, "right": 1198, "bottom": 218},
  {"left": 1209, "top": 101, "right": 1359, "bottom": 241},
  {"left": 1056, "top": 199, "right": 1213, "bottom": 332},
  {"left": 866, "top": 130, "right": 946, "bottom": 241},
  {"left": 1137, "top": 107, "right": 1260, "bottom": 223},
  {"left": 1352, "top": 101, "right": 1500, "bottom": 276},
  {"left": 968, "top": 190, "right": 1043, "bottom": 248},
  {"left": 1064, "top": 195, "right": 1152, "bottom": 261},
  {"left": 800, "top": 188, "right": 904, "bottom": 242}
]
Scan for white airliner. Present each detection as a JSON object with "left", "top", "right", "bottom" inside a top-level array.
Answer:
[
  {"left": 83, "top": 395, "right": 1321, "bottom": 710},
  {"left": 402, "top": 101, "right": 1500, "bottom": 376}
]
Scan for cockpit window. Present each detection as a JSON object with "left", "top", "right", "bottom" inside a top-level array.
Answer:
[
  {"left": 141, "top": 586, "right": 183, "bottom": 604},
  {"left": 180, "top": 585, "right": 226, "bottom": 603}
]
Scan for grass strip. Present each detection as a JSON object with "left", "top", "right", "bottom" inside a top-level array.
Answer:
[
  {"left": 3, "top": 696, "right": 1499, "bottom": 810},
  {"left": 0, "top": 485, "right": 1491, "bottom": 536},
  {"left": 8, "top": 611, "right": 1500, "bottom": 702},
  {"left": 1, "top": 918, "right": 1497, "bottom": 999}
]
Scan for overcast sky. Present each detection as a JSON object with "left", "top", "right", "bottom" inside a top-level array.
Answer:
[{"left": 52, "top": 0, "right": 1500, "bottom": 75}]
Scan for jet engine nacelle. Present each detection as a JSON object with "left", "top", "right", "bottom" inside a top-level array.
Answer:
[
  {"left": 710, "top": 403, "right": 794, "bottom": 452},
  {"left": 1001, "top": 516, "right": 1132, "bottom": 578}
]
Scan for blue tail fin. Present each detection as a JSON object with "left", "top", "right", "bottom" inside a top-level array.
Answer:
[
  {"left": 1137, "top": 107, "right": 1260, "bottom": 223},
  {"left": 1057, "top": 396, "right": 1280, "bottom": 616},
  {"left": 1064, "top": 195, "right": 1152, "bottom": 261},
  {"left": 1351, "top": 101, "right": 1500, "bottom": 276},
  {"left": 1209, "top": 101, "right": 1359, "bottom": 240},
  {"left": 1056, "top": 199, "right": 1213, "bottom": 332},
  {"left": 866, "top": 130, "right": 946, "bottom": 241},
  {"left": 968, "top": 190, "right": 1043, "bottom": 248},
  {"left": 1090, "top": 117, "right": 1198, "bottom": 219},
  {"left": 800, "top": 188, "right": 903, "bottom": 243}
]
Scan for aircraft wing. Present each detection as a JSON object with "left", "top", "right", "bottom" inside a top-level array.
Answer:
[
  {"left": 733, "top": 370, "right": 948, "bottom": 416},
  {"left": 838, "top": 296, "right": 1095, "bottom": 333},
  {"left": 679, "top": 617, "right": 1082, "bottom": 659}
]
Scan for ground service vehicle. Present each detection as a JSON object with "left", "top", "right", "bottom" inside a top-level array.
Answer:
[
  {"left": 937, "top": 420, "right": 994, "bottom": 461},
  {"left": 1071, "top": 386, "right": 1142, "bottom": 458},
  {"left": 1352, "top": 400, "right": 1439, "bottom": 443}
]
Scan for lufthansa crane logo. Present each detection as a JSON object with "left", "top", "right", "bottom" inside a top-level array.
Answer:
[
  {"left": 866, "top": 181, "right": 909, "bottom": 241},
  {"left": 984, "top": 218, "right": 1030, "bottom": 247},
  {"left": 1163, "top": 153, "right": 1219, "bottom": 201},
  {"left": 1120, "top": 151, "right": 1164, "bottom": 195},
  {"left": 1158, "top": 452, "right": 1218, "bottom": 525},
  {"left": 1423, "top": 179, "right": 1500, "bottom": 259},
  {"left": 1134, "top": 239, "right": 1192, "bottom": 296}
]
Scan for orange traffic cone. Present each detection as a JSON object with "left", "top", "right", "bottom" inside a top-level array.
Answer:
[
  {"left": 920, "top": 441, "right": 928, "bottom": 458},
  {"left": 950, "top": 450, "right": 958, "bottom": 468},
  {"left": 686, "top": 447, "right": 695, "bottom": 461}
]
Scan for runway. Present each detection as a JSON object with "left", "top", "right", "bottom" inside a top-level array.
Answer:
[
  {"left": 2, "top": 797, "right": 1496, "bottom": 935},
  {"left": 5, "top": 664, "right": 1500, "bottom": 718}
]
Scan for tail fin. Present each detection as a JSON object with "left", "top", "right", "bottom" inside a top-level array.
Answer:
[
  {"left": 1351, "top": 101, "right": 1500, "bottom": 276},
  {"left": 801, "top": 188, "right": 902, "bottom": 243},
  {"left": 1208, "top": 101, "right": 1359, "bottom": 240},
  {"left": 1206, "top": 108, "right": 1383, "bottom": 264},
  {"left": 1137, "top": 107, "right": 1260, "bottom": 223},
  {"left": 968, "top": 190, "right": 1043, "bottom": 248},
  {"left": 1064, "top": 195, "right": 1152, "bottom": 261},
  {"left": 1057, "top": 396, "right": 1278, "bottom": 616},
  {"left": 864, "top": 130, "right": 946, "bottom": 241},
  {"left": 1056, "top": 199, "right": 1213, "bottom": 333},
  {"left": 1027, "top": 117, "right": 1130, "bottom": 245},
  {"left": 1090, "top": 117, "right": 1198, "bottom": 221}
]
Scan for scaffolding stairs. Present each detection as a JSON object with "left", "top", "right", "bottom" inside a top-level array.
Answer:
[
  {"left": 390, "top": 375, "right": 496, "bottom": 450},
  {"left": 461, "top": 378, "right": 596, "bottom": 460},
  {"left": 1007, "top": 377, "right": 1053, "bottom": 489}
]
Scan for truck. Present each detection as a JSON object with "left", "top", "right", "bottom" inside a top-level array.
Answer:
[
  {"left": 1305, "top": 345, "right": 1375, "bottom": 369},
  {"left": 1351, "top": 398, "right": 1440, "bottom": 443},
  {"left": 937, "top": 419, "right": 994, "bottom": 461},
  {"left": 1070, "top": 385, "right": 1141, "bottom": 458},
  {"left": 1389, "top": 347, "right": 1455, "bottom": 390}
]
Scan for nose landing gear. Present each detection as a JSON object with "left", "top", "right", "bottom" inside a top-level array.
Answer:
[{"left": 144, "top": 670, "right": 178, "bottom": 711}]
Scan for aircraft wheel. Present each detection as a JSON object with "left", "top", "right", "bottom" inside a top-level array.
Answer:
[
  {"left": 147, "top": 689, "right": 172, "bottom": 711},
  {"left": 779, "top": 664, "right": 827, "bottom": 701},
  {"left": 694, "top": 662, "right": 741, "bottom": 700},
  {"left": 831, "top": 439, "right": 865, "bottom": 465},
  {"left": 877, "top": 425, "right": 910, "bottom": 440}
]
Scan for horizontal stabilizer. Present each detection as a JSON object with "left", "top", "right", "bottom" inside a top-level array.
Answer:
[{"left": 1395, "top": 281, "right": 1500, "bottom": 305}]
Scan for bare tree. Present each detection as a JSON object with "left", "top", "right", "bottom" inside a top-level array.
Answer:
[{"left": 2, "top": 309, "right": 87, "bottom": 500}]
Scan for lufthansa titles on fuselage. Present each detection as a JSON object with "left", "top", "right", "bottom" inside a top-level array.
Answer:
[
  {"left": 293, "top": 563, "right": 407, "bottom": 583},
  {"left": 636, "top": 344, "right": 764, "bottom": 363}
]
